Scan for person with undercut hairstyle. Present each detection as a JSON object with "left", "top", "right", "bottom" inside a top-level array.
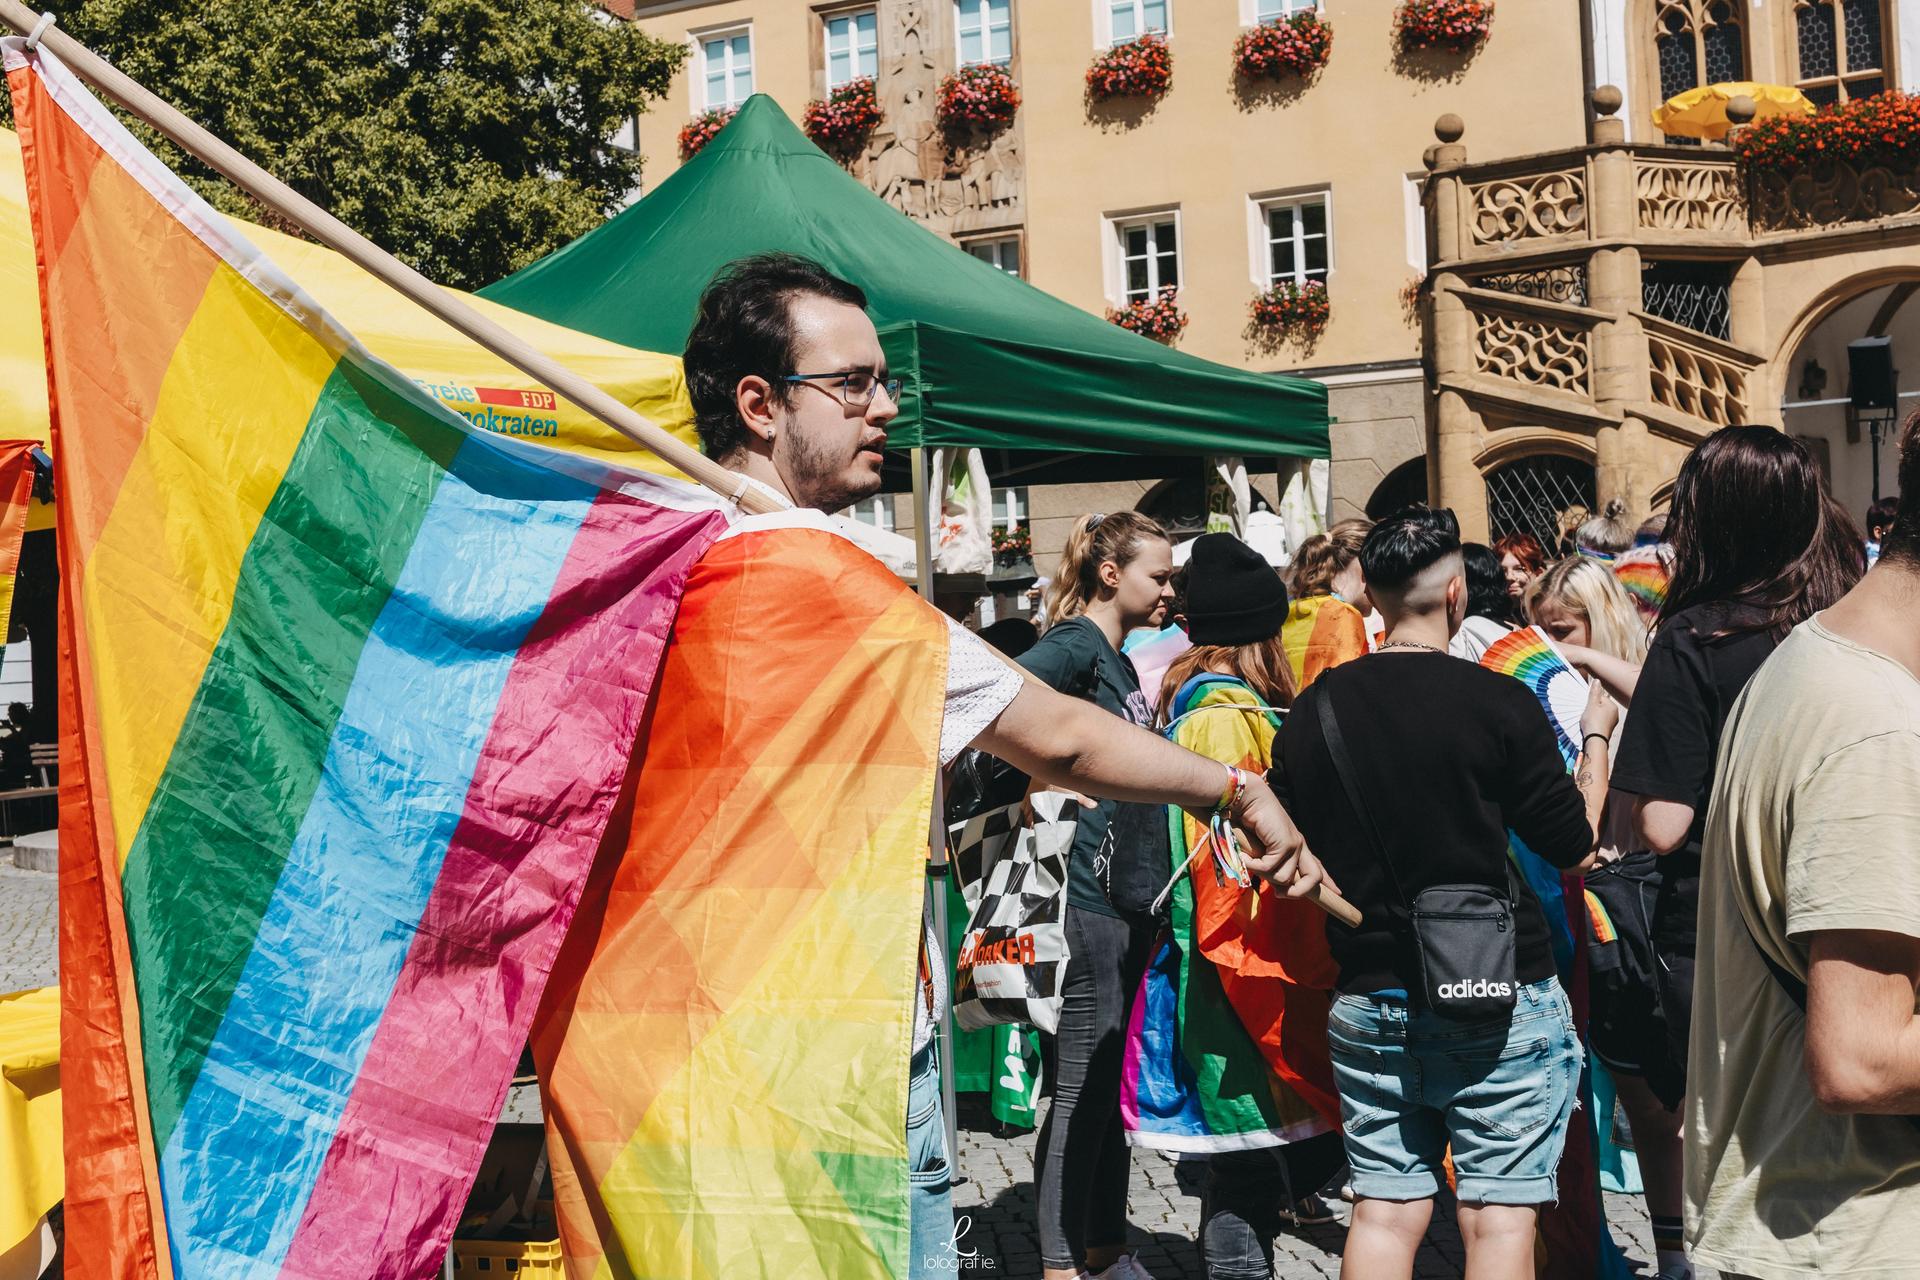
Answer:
[{"left": 1270, "top": 505, "right": 1618, "bottom": 1280}]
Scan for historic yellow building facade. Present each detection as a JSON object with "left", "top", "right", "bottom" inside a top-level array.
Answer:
[
  {"left": 1429, "top": 0, "right": 1920, "bottom": 545},
  {"left": 619, "top": 0, "right": 1589, "bottom": 544}
]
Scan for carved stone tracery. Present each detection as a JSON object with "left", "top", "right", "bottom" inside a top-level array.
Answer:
[
  {"left": 1636, "top": 159, "right": 1743, "bottom": 232},
  {"left": 1749, "top": 159, "right": 1920, "bottom": 230},
  {"left": 1647, "top": 330, "right": 1748, "bottom": 426},
  {"left": 1472, "top": 307, "right": 1592, "bottom": 395},
  {"left": 1467, "top": 170, "right": 1587, "bottom": 245}
]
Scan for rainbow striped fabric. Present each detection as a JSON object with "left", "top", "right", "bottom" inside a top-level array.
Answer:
[
  {"left": 1122, "top": 675, "right": 1338, "bottom": 1154},
  {"left": 1478, "top": 626, "right": 1588, "bottom": 767},
  {"left": 10, "top": 43, "right": 727, "bottom": 1280},
  {"left": 0, "top": 440, "right": 38, "bottom": 661},
  {"left": 1613, "top": 544, "right": 1672, "bottom": 623},
  {"left": 1279, "top": 594, "right": 1368, "bottom": 691},
  {"left": 535, "top": 515, "right": 945, "bottom": 1279}
]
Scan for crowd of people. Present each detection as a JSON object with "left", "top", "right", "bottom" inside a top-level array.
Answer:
[{"left": 672, "top": 252, "right": 1917, "bottom": 1280}]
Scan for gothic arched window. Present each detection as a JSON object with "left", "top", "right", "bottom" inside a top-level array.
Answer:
[{"left": 1653, "top": 0, "right": 1747, "bottom": 108}]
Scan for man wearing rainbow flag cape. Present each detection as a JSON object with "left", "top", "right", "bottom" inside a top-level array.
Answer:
[{"left": 531, "top": 254, "right": 1330, "bottom": 1280}]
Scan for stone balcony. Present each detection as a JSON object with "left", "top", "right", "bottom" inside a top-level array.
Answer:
[{"left": 1418, "top": 88, "right": 1920, "bottom": 537}]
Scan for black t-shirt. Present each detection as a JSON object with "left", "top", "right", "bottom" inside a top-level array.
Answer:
[
  {"left": 1018, "top": 616, "right": 1166, "bottom": 920},
  {"left": 1271, "top": 651, "right": 1593, "bottom": 995},
  {"left": 1611, "top": 600, "right": 1778, "bottom": 945}
]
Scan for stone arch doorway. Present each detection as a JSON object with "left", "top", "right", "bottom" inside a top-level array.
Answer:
[
  {"left": 1484, "top": 453, "right": 1596, "bottom": 552},
  {"left": 1774, "top": 268, "right": 1920, "bottom": 516}
]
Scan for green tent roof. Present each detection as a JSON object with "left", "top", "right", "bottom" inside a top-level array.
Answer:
[{"left": 482, "top": 96, "right": 1327, "bottom": 459}]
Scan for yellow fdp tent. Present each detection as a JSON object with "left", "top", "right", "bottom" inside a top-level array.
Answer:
[{"left": 1, "top": 127, "right": 698, "bottom": 476}]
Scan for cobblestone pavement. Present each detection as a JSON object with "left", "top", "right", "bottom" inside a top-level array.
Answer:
[
  {"left": 952, "top": 1096, "right": 1678, "bottom": 1280},
  {"left": 0, "top": 859, "right": 57, "bottom": 994}
]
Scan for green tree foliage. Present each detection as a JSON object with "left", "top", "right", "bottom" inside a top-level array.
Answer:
[{"left": 3, "top": 0, "right": 683, "bottom": 288}]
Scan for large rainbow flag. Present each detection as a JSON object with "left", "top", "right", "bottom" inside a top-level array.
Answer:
[
  {"left": 9, "top": 41, "right": 727, "bottom": 1279},
  {"left": 1279, "top": 594, "right": 1367, "bottom": 691},
  {"left": 1122, "top": 675, "right": 1338, "bottom": 1153},
  {"left": 535, "top": 514, "right": 945, "bottom": 1279}
]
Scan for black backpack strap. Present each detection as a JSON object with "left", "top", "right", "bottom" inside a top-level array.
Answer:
[
  {"left": 1315, "top": 687, "right": 1407, "bottom": 918},
  {"left": 1739, "top": 902, "right": 1809, "bottom": 1010}
]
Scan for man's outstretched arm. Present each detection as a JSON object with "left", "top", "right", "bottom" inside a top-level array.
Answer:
[
  {"left": 970, "top": 678, "right": 1324, "bottom": 898},
  {"left": 1804, "top": 928, "right": 1920, "bottom": 1114}
]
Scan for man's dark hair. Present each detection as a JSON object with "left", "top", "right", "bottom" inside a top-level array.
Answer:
[
  {"left": 682, "top": 253, "right": 868, "bottom": 459},
  {"left": 1360, "top": 504, "right": 1462, "bottom": 592},
  {"left": 1866, "top": 495, "right": 1901, "bottom": 541},
  {"left": 1881, "top": 411, "right": 1920, "bottom": 568},
  {"left": 1462, "top": 542, "right": 1520, "bottom": 626}
]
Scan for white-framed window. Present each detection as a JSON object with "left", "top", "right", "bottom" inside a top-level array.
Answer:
[
  {"left": 964, "top": 235, "right": 1022, "bottom": 276},
  {"left": 1104, "top": 0, "right": 1171, "bottom": 45},
  {"left": 825, "top": 7, "right": 879, "bottom": 88},
  {"left": 1111, "top": 211, "right": 1181, "bottom": 303},
  {"left": 993, "top": 486, "right": 1030, "bottom": 530},
  {"left": 696, "top": 26, "right": 753, "bottom": 111},
  {"left": 1402, "top": 173, "right": 1427, "bottom": 273},
  {"left": 1247, "top": 0, "right": 1316, "bottom": 22},
  {"left": 1256, "top": 192, "right": 1330, "bottom": 287},
  {"left": 848, "top": 495, "right": 896, "bottom": 531},
  {"left": 608, "top": 113, "right": 640, "bottom": 154},
  {"left": 955, "top": 0, "right": 1013, "bottom": 65}
]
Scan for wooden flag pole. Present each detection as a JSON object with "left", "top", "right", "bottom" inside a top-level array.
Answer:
[{"left": 0, "top": 1, "right": 781, "bottom": 516}]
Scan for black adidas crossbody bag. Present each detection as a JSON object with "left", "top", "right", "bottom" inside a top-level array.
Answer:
[{"left": 1316, "top": 688, "right": 1519, "bottom": 1020}]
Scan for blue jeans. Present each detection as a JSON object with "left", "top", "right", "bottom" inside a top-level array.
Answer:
[
  {"left": 1326, "top": 977, "right": 1580, "bottom": 1205},
  {"left": 908, "top": 1040, "right": 957, "bottom": 1275}
]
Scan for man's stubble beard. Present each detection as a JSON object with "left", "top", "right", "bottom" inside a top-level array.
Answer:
[{"left": 786, "top": 426, "right": 882, "bottom": 513}]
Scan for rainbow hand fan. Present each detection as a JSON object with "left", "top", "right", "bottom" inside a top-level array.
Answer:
[{"left": 1479, "top": 626, "right": 1589, "bottom": 769}]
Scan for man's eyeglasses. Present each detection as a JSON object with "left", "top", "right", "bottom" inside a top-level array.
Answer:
[{"left": 782, "top": 370, "right": 903, "bottom": 408}]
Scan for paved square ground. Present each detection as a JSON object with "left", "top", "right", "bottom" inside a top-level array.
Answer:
[{"left": 952, "top": 1095, "right": 1688, "bottom": 1280}]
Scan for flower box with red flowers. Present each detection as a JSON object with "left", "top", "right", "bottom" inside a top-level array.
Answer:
[
  {"left": 937, "top": 63, "right": 1022, "bottom": 133},
  {"left": 1395, "top": 0, "right": 1493, "bottom": 53},
  {"left": 678, "top": 108, "right": 735, "bottom": 161},
  {"left": 1108, "top": 288, "right": 1188, "bottom": 343},
  {"left": 1235, "top": 11, "right": 1334, "bottom": 81},
  {"left": 1734, "top": 90, "right": 1920, "bottom": 179},
  {"left": 804, "top": 77, "right": 883, "bottom": 155},
  {"left": 991, "top": 525, "right": 1033, "bottom": 565},
  {"left": 1250, "top": 279, "right": 1330, "bottom": 334},
  {"left": 1087, "top": 32, "right": 1173, "bottom": 102}
]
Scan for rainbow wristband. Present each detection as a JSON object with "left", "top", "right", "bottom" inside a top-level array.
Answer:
[{"left": 1216, "top": 764, "right": 1245, "bottom": 814}]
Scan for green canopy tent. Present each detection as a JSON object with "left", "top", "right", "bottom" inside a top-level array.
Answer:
[
  {"left": 482, "top": 96, "right": 1331, "bottom": 1150},
  {"left": 481, "top": 95, "right": 1329, "bottom": 476}
]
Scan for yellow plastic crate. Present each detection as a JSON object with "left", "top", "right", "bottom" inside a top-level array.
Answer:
[{"left": 450, "top": 1237, "right": 563, "bottom": 1277}]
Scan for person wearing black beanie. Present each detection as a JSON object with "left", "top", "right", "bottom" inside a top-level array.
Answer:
[
  {"left": 1183, "top": 533, "right": 1291, "bottom": 647},
  {"left": 1149, "top": 537, "right": 1347, "bottom": 1264}
]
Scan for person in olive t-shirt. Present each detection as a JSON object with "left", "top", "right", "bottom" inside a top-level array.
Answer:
[
  {"left": 1020, "top": 511, "right": 1176, "bottom": 1280},
  {"left": 1687, "top": 415, "right": 1920, "bottom": 1280}
]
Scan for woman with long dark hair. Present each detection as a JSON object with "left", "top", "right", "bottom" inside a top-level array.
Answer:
[
  {"left": 1448, "top": 542, "right": 1521, "bottom": 660},
  {"left": 1608, "top": 426, "right": 1863, "bottom": 1280}
]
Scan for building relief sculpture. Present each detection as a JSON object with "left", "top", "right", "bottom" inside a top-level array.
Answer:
[
  {"left": 1467, "top": 170, "right": 1587, "bottom": 245},
  {"left": 1472, "top": 307, "right": 1593, "bottom": 396},
  {"left": 855, "top": 0, "right": 1024, "bottom": 235},
  {"left": 1636, "top": 159, "right": 1743, "bottom": 232}
]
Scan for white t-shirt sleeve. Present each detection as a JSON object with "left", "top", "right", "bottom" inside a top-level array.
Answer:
[{"left": 939, "top": 617, "right": 1025, "bottom": 766}]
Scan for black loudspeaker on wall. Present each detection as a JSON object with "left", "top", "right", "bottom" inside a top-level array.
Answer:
[{"left": 1848, "top": 336, "right": 1897, "bottom": 410}]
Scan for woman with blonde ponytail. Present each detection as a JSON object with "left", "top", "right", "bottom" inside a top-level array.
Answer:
[{"left": 1021, "top": 511, "right": 1177, "bottom": 1280}]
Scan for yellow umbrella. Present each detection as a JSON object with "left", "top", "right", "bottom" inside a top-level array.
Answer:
[
  {"left": 1653, "top": 81, "right": 1816, "bottom": 141},
  {"left": 1, "top": 128, "right": 699, "bottom": 479}
]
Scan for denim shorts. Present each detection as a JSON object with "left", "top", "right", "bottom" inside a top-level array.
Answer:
[
  {"left": 1326, "top": 977, "right": 1581, "bottom": 1205},
  {"left": 906, "top": 1041, "right": 957, "bottom": 1275}
]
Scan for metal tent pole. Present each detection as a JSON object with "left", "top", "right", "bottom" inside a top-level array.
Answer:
[{"left": 909, "top": 448, "right": 963, "bottom": 1178}]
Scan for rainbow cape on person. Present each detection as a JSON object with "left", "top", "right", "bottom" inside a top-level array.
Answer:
[
  {"left": 9, "top": 41, "right": 727, "bottom": 1280},
  {"left": 1614, "top": 544, "right": 1672, "bottom": 623},
  {"left": 1121, "top": 675, "right": 1340, "bottom": 1153},
  {"left": 534, "top": 514, "right": 946, "bottom": 1280},
  {"left": 1279, "top": 594, "right": 1367, "bottom": 691}
]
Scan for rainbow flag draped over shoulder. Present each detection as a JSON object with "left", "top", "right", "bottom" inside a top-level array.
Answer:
[
  {"left": 1122, "top": 675, "right": 1339, "bottom": 1153},
  {"left": 1279, "top": 595, "right": 1367, "bottom": 691},
  {"left": 535, "top": 514, "right": 945, "bottom": 1280},
  {"left": 8, "top": 41, "right": 727, "bottom": 1280}
]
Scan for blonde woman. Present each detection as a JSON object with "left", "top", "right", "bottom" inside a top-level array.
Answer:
[
  {"left": 1025, "top": 511, "right": 1177, "bottom": 1280},
  {"left": 1526, "top": 559, "right": 1688, "bottom": 1280}
]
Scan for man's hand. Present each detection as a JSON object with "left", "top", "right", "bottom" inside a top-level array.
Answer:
[{"left": 1231, "top": 774, "right": 1330, "bottom": 899}]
